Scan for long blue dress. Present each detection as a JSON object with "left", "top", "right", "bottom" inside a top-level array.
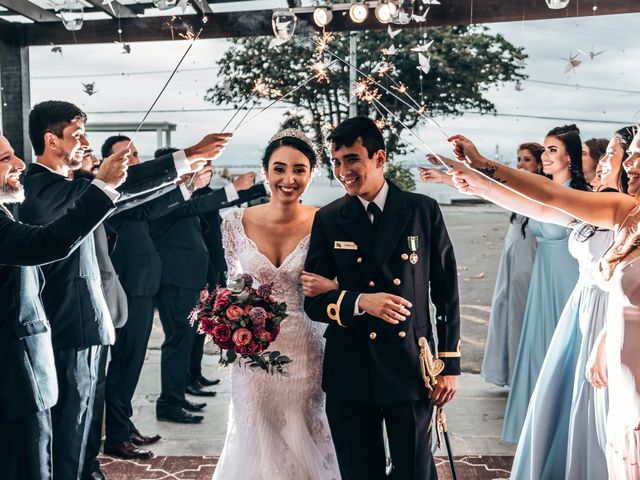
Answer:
[
  {"left": 501, "top": 218, "right": 579, "bottom": 443},
  {"left": 510, "top": 224, "right": 611, "bottom": 479},
  {"left": 481, "top": 214, "right": 537, "bottom": 387}
]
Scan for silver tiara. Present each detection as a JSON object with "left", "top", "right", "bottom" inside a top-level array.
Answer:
[{"left": 268, "top": 128, "right": 317, "bottom": 155}]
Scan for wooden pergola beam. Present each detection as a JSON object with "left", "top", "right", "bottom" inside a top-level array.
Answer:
[
  {"left": 0, "top": 0, "right": 59, "bottom": 22},
  {"left": 83, "top": 0, "right": 137, "bottom": 19},
  {"left": 11, "top": 0, "right": 640, "bottom": 46}
]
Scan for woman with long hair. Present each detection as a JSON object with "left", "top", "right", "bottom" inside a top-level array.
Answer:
[
  {"left": 213, "top": 129, "right": 340, "bottom": 479},
  {"left": 449, "top": 126, "right": 640, "bottom": 480}
]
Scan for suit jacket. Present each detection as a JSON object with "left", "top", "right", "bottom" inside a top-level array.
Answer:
[
  {"left": 149, "top": 186, "right": 247, "bottom": 291},
  {"left": 95, "top": 223, "right": 128, "bottom": 328},
  {"left": 304, "top": 181, "right": 460, "bottom": 405},
  {"left": 0, "top": 186, "right": 115, "bottom": 421},
  {"left": 18, "top": 157, "right": 181, "bottom": 349},
  {"left": 107, "top": 187, "right": 186, "bottom": 297}
]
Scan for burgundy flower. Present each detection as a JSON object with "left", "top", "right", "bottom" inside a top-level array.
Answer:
[
  {"left": 200, "top": 316, "right": 216, "bottom": 335},
  {"left": 257, "top": 283, "right": 273, "bottom": 301},
  {"left": 234, "top": 344, "right": 249, "bottom": 355},
  {"left": 245, "top": 342, "right": 263, "bottom": 354},
  {"left": 212, "top": 323, "right": 231, "bottom": 342},
  {"left": 214, "top": 289, "right": 231, "bottom": 310},
  {"left": 240, "top": 273, "right": 254, "bottom": 288},
  {"left": 254, "top": 328, "right": 273, "bottom": 344},
  {"left": 249, "top": 307, "right": 267, "bottom": 327},
  {"left": 232, "top": 327, "right": 252, "bottom": 346}
]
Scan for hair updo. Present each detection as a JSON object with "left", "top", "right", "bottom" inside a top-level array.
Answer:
[{"left": 546, "top": 124, "right": 590, "bottom": 191}]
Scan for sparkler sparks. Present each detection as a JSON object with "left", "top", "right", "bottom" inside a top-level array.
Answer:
[
  {"left": 315, "top": 31, "right": 335, "bottom": 57},
  {"left": 309, "top": 61, "right": 331, "bottom": 83},
  {"left": 352, "top": 79, "right": 381, "bottom": 104}
]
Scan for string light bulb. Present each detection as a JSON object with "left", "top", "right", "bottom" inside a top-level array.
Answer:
[
  {"left": 349, "top": 2, "right": 368, "bottom": 23},
  {"left": 375, "top": 2, "right": 392, "bottom": 23},
  {"left": 545, "top": 0, "right": 570, "bottom": 9},
  {"left": 313, "top": 7, "right": 333, "bottom": 27}
]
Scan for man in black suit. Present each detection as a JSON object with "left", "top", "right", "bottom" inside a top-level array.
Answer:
[
  {"left": 303, "top": 117, "right": 461, "bottom": 480},
  {"left": 0, "top": 134, "right": 127, "bottom": 480},
  {"left": 18, "top": 100, "right": 231, "bottom": 480},
  {"left": 150, "top": 147, "right": 265, "bottom": 422}
]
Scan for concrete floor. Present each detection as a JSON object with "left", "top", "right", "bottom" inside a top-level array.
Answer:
[{"left": 128, "top": 203, "right": 517, "bottom": 457}]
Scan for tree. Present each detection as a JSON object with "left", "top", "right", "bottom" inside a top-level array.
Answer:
[{"left": 205, "top": 25, "right": 527, "bottom": 165}]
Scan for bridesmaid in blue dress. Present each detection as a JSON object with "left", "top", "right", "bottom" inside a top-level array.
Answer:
[
  {"left": 445, "top": 125, "right": 636, "bottom": 479},
  {"left": 480, "top": 144, "right": 544, "bottom": 387}
]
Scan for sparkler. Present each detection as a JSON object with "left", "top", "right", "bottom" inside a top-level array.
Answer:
[
  {"left": 352, "top": 78, "right": 449, "bottom": 169},
  {"left": 234, "top": 59, "right": 339, "bottom": 133},
  {"left": 315, "top": 40, "right": 450, "bottom": 140},
  {"left": 127, "top": 26, "right": 204, "bottom": 149}
]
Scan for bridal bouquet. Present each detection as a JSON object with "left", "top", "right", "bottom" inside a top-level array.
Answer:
[{"left": 189, "top": 273, "right": 292, "bottom": 374}]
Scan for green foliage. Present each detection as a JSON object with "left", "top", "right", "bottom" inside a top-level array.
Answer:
[
  {"left": 206, "top": 25, "right": 527, "bottom": 164},
  {"left": 384, "top": 161, "right": 416, "bottom": 192}
]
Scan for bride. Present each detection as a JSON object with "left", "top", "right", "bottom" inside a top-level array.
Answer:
[{"left": 213, "top": 129, "right": 341, "bottom": 479}]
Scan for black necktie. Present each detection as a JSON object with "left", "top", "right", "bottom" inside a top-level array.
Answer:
[{"left": 367, "top": 202, "right": 382, "bottom": 234}]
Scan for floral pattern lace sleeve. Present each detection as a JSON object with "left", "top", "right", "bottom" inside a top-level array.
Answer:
[{"left": 222, "top": 209, "right": 244, "bottom": 278}]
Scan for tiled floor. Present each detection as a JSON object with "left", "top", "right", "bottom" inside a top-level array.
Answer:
[{"left": 99, "top": 454, "right": 513, "bottom": 479}]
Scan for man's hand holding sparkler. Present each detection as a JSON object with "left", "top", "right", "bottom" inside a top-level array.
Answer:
[{"left": 184, "top": 133, "right": 233, "bottom": 172}]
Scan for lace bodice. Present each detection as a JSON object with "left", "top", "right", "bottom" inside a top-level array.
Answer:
[{"left": 213, "top": 208, "right": 339, "bottom": 480}]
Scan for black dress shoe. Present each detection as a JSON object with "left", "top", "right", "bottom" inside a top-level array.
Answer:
[
  {"left": 181, "top": 398, "right": 207, "bottom": 411},
  {"left": 104, "top": 441, "right": 153, "bottom": 459},
  {"left": 197, "top": 375, "right": 221, "bottom": 387},
  {"left": 156, "top": 407, "right": 204, "bottom": 424},
  {"left": 185, "top": 381, "right": 217, "bottom": 397},
  {"left": 130, "top": 430, "right": 162, "bottom": 446},
  {"left": 83, "top": 469, "right": 107, "bottom": 480}
]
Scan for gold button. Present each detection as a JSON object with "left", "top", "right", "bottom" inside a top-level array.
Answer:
[
  {"left": 401, "top": 253, "right": 409, "bottom": 261},
  {"left": 398, "top": 331, "right": 406, "bottom": 338},
  {"left": 356, "top": 257, "right": 363, "bottom": 264},
  {"left": 393, "top": 278, "right": 401, "bottom": 286},
  {"left": 369, "top": 332, "right": 377, "bottom": 340},
  {"left": 368, "top": 280, "right": 375, "bottom": 287}
]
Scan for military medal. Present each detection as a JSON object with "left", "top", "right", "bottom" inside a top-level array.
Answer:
[{"left": 408, "top": 236, "right": 419, "bottom": 264}]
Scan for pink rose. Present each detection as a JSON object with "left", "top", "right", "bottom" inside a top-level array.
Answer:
[
  {"left": 226, "top": 305, "right": 244, "bottom": 321},
  {"left": 199, "top": 288, "right": 210, "bottom": 303},
  {"left": 244, "top": 305, "right": 253, "bottom": 315},
  {"left": 212, "top": 323, "right": 231, "bottom": 342},
  {"left": 232, "top": 327, "right": 252, "bottom": 346}
]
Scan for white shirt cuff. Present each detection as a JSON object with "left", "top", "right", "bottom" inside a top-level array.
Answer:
[
  {"left": 354, "top": 294, "right": 365, "bottom": 315},
  {"left": 91, "top": 178, "right": 120, "bottom": 202},
  {"left": 172, "top": 150, "right": 191, "bottom": 176},
  {"left": 224, "top": 182, "right": 238, "bottom": 202},
  {"left": 179, "top": 184, "right": 192, "bottom": 200}
]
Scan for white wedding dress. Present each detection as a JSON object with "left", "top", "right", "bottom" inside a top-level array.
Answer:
[{"left": 212, "top": 209, "right": 340, "bottom": 480}]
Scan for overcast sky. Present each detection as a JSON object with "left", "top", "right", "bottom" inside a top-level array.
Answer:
[{"left": 27, "top": 10, "right": 640, "bottom": 167}]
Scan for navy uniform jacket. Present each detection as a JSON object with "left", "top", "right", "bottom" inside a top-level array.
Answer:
[
  {"left": 304, "top": 181, "right": 461, "bottom": 405},
  {"left": 0, "top": 185, "right": 114, "bottom": 421},
  {"left": 18, "top": 155, "right": 180, "bottom": 349}
]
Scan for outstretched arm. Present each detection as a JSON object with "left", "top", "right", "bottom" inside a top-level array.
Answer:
[
  {"left": 450, "top": 135, "right": 635, "bottom": 229},
  {"left": 450, "top": 169, "right": 574, "bottom": 226}
]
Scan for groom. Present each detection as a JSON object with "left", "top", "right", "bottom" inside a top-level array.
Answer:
[{"left": 304, "top": 117, "right": 460, "bottom": 479}]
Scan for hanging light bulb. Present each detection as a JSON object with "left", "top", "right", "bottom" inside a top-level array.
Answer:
[
  {"left": 60, "top": 1, "right": 83, "bottom": 31},
  {"left": 313, "top": 7, "right": 333, "bottom": 27},
  {"left": 545, "top": 0, "right": 570, "bottom": 8},
  {"left": 272, "top": 10, "right": 297, "bottom": 42},
  {"left": 153, "top": 0, "right": 178, "bottom": 9},
  {"left": 349, "top": 2, "right": 368, "bottom": 23},
  {"left": 375, "top": 2, "right": 392, "bottom": 23}
]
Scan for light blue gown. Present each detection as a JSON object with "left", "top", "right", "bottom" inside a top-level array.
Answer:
[
  {"left": 481, "top": 214, "right": 537, "bottom": 387},
  {"left": 501, "top": 218, "right": 579, "bottom": 443},
  {"left": 510, "top": 224, "right": 611, "bottom": 479}
]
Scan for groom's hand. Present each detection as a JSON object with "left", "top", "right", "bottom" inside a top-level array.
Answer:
[
  {"left": 358, "top": 293, "right": 412, "bottom": 324},
  {"left": 430, "top": 375, "right": 458, "bottom": 407}
]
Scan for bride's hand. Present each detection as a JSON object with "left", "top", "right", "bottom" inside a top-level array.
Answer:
[
  {"left": 301, "top": 271, "right": 338, "bottom": 297},
  {"left": 448, "top": 134, "right": 483, "bottom": 168},
  {"left": 586, "top": 332, "right": 608, "bottom": 388}
]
